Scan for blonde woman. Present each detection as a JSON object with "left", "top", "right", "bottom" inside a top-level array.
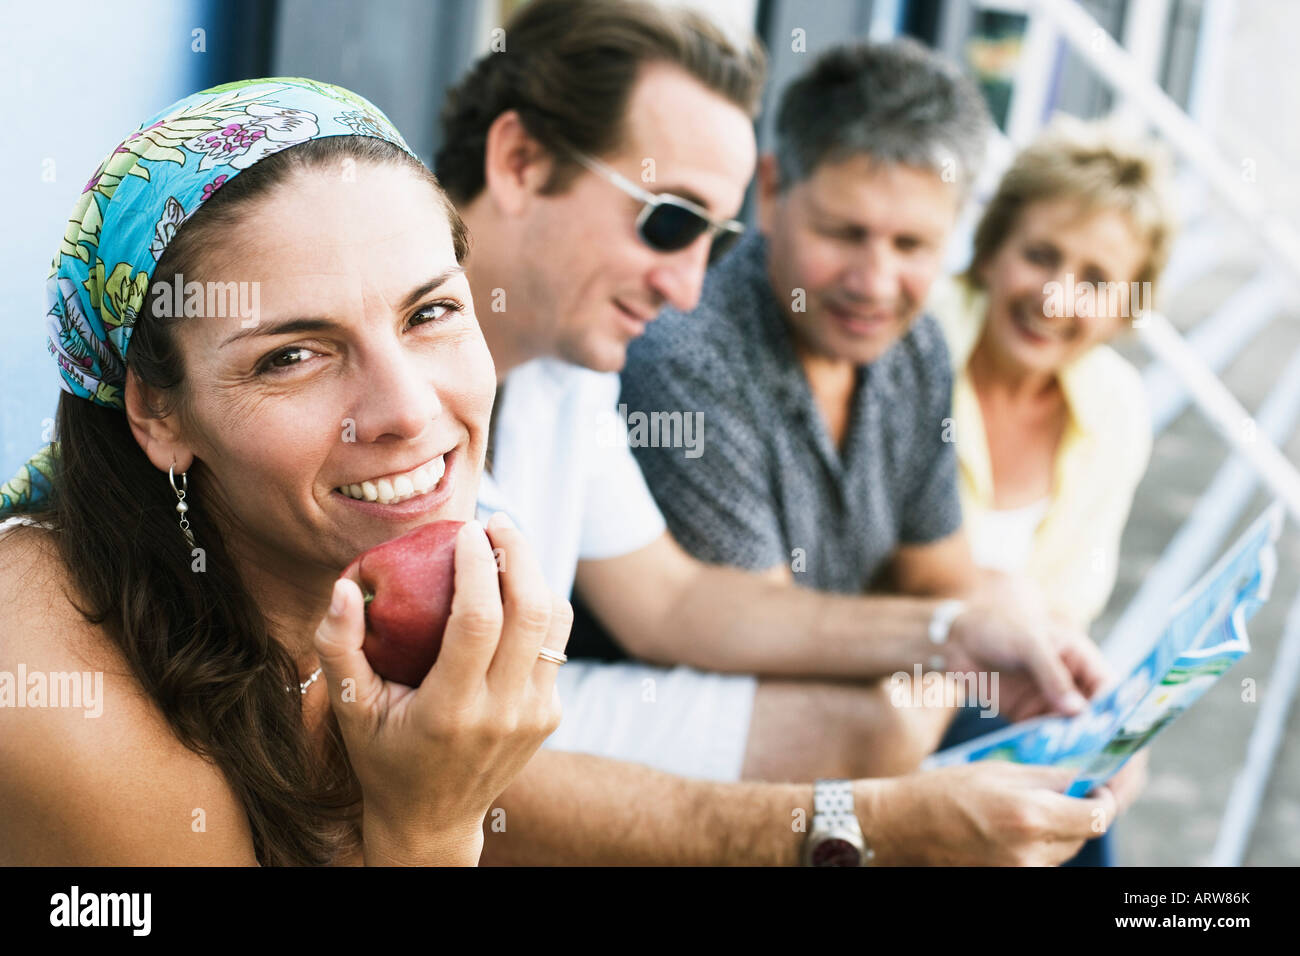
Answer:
[{"left": 929, "top": 118, "right": 1176, "bottom": 634}]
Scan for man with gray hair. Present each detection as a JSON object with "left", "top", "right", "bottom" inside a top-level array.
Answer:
[{"left": 619, "top": 37, "right": 989, "bottom": 600}]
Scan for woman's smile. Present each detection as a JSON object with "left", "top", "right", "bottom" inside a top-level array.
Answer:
[
  {"left": 334, "top": 450, "right": 449, "bottom": 503},
  {"left": 1008, "top": 298, "right": 1077, "bottom": 345},
  {"left": 329, "top": 447, "right": 460, "bottom": 520}
]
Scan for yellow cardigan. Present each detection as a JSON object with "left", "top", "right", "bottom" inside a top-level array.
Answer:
[{"left": 927, "top": 276, "right": 1153, "bottom": 632}]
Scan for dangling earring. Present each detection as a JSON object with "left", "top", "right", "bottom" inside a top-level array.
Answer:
[{"left": 169, "top": 461, "right": 196, "bottom": 550}]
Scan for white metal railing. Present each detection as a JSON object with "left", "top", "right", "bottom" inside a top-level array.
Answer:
[
  {"left": 1136, "top": 311, "right": 1300, "bottom": 521},
  {"left": 1023, "top": 0, "right": 1300, "bottom": 528},
  {"left": 1030, "top": 0, "right": 1300, "bottom": 281},
  {"left": 1143, "top": 268, "right": 1289, "bottom": 435}
]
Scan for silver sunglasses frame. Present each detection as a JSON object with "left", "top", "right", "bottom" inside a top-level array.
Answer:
[{"left": 571, "top": 150, "right": 745, "bottom": 252}]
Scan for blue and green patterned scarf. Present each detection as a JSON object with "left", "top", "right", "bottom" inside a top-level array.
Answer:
[{"left": 0, "top": 77, "right": 416, "bottom": 514}]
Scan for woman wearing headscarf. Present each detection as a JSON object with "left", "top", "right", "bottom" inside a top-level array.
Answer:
[{"left": 0, "top": 78, "right": 570, "bottom": 866}]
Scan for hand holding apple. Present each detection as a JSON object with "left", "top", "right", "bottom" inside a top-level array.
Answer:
[
  {"left": 340, "top": 519, "right": 464, "bottom": 686},
  {"left": 314, "top": 516, "right": 570, "bottom": 864}
]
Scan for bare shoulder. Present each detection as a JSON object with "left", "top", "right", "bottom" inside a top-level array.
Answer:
[{"left": 0, "top": 524, "right": 257, "bottom": 864}]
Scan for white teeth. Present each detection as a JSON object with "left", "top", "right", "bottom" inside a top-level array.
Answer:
[
  {"left": 337, "top": 455, "right": 448, "bottom": 504},
  {"left": 411, "top": 466, "right": 433, "bottom": 494}
]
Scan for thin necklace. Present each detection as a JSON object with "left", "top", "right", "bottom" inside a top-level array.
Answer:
[{"left": 288, "top": 666, "right": 324, "bottom": 695}]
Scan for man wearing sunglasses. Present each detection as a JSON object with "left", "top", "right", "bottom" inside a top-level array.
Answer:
[
  {"left": 436, "top": 0, "right": 1133, "bottom": 866},
  {"left": 570, "top": 150, "right": 746, "bottom": 264}
]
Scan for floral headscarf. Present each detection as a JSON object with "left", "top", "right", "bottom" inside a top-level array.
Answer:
[{"left": 0, "top": 78, "right": 417, "bottom": 514}]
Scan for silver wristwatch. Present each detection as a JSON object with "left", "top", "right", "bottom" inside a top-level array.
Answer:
[
  {"left": 928, "top": 598, "right": 967, "bottom": 670},
  {"left": 803, "top": 779, "right": 874, "bottom": 866}
]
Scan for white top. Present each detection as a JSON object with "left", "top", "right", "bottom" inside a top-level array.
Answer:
[
  {"left": 968, "top": 497, "right": 1051, "bottom": 574},
  {"left": 475, "top": 357, "right": 667, "bottom": 598}
]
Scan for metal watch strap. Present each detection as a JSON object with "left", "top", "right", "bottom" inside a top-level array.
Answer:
[
  {"left": 927, "top": 598, "right": 967, "bottom": 670},
  {"left": 806, "top": 779, "right": 874, "bottom": 866}
]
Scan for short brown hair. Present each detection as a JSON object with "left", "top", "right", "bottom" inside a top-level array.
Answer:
[
  {"left": 966, "top": 117, "right": 1178, "bottom": 303},
  {"left": 435, "top": 0, "right": 767, "bottom": 204}
]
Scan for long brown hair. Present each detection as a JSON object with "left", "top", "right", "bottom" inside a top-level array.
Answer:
[{"left": 20, "top": 135, "right": 469, "bottom": 865}]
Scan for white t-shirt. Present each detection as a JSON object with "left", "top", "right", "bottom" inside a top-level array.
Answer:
[{"left": 476, "top": 357, "right": 667, "bottom": 598}]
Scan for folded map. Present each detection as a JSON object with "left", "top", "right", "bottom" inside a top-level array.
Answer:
[{"left": 923, "top": 503, "right": 1283, "bottom": 797}]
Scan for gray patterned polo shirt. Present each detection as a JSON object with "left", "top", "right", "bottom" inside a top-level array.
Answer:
[{"left": 620, "top": 230, "right": 962, "bottom": 594}]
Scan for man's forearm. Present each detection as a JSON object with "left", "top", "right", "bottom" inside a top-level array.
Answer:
[
  {"left": 478, "top": 749, "right": 811, "bottom": 866},
  {"left": 654, "top": 564, "right": 941, "bottom": 679}
]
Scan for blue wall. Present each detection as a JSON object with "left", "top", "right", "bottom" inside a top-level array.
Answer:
[{"left": 0, "top": 0, "right": 221, "bottom": 480}]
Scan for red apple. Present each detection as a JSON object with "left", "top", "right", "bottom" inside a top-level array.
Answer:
[{"left": 341, "top": 520, "right": 464, "bottom": 686}]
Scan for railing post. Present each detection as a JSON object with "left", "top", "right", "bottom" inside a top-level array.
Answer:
[
  {"left": 1030, "top": 0, "right": 1300, "bottom": 286},
  {"left": 1137, "top": 311, "right": 1300, "bottom": 525}
]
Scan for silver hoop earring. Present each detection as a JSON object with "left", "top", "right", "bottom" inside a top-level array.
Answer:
[{"left": 169, "top": 462, "right": 196, "bottom": 550}]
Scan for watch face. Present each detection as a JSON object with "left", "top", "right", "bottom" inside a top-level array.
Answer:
[{"left": 810, "top": 836, "right": 861, "bottom": 867}]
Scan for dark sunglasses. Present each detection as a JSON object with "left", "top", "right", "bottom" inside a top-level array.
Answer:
[{"left": 572, "top": 150, "right": 745, "bottom": 263}]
